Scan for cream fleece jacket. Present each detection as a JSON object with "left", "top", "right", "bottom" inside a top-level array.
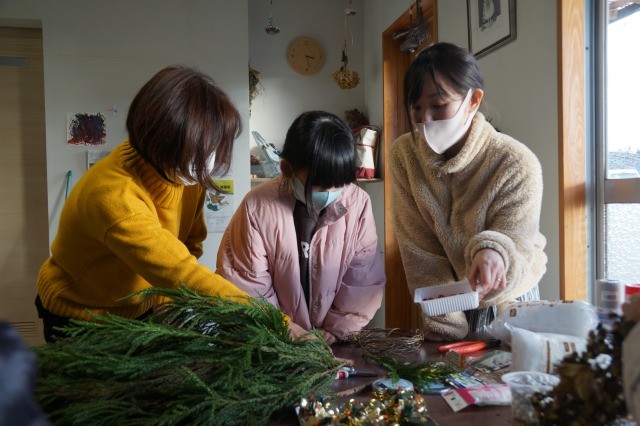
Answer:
[
  {"left": 624, "top": 322, "right": 640, "bottom": 421},
  {"left": 390, "top": 113, "right": 547, "bottom": 340}
]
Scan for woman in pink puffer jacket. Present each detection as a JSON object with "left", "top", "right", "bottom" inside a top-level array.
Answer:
[{"left": 217, "top": 111, "right": 385, "bottom": 344}]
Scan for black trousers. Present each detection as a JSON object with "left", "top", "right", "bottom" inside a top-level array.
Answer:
[{"left": 35, "top": 296, "right": 152, "bottom": 343}]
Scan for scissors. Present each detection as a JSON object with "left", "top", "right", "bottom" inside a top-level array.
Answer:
[
  {"left": 437, "top": 339, "right": 500, "bottom": 355},
  {"left": 336, "top": 366, "right": 378, "bottom": 380}
]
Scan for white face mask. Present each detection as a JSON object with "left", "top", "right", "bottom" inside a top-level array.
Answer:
[
  {"left": 416, "top": 89, "right": 474, "bottom": 155},
  {"left": 175, "top": 153, "right": 217, "bottom": 186},
  {"left": 292, "top": 177, "right": 342, "bottom": 211}
]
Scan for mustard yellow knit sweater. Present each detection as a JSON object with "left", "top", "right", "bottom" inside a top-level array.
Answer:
[{"left": 37, "top": 140, "right": 248, "bottom": 320}]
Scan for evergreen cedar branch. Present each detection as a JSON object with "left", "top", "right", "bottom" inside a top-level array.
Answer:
[{"left": 34, "top": 285, "right": 343, "bottom": 426}]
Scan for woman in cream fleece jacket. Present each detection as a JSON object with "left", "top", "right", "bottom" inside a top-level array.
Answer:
[{"left": 390, "top": 42, "right": 547, "bottom": 340}]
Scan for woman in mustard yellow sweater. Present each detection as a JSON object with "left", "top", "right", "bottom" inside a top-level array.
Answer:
[{"left": 36, "top": 66, "right": 306, "bottom": 342}]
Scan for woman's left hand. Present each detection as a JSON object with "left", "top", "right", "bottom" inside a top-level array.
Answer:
[{"left": 468, "top": 248, "right": 506, "bottom": 300}]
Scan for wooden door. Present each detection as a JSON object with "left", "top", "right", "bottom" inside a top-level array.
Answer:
[
  {"left": 382, "top": 1, "right": 437, "bottom": 328},
  {"left": 0, "top": 27, "right": 48, "bottom": 345}
]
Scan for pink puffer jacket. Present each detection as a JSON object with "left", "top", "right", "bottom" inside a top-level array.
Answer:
[{"left": 216, "top": 176, "right": 385, "bottom": 339}]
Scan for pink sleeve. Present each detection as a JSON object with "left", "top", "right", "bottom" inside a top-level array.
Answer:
[
  {"left": 215, "top": 200, "right": 280, "bottom": 308},
  {"left": 322, "top": 197, "right": 385, "bottom": 339}
]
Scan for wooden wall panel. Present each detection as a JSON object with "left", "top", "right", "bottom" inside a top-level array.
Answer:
[
  {"left": 557, "top": 0, "right": 587, "bottom": 300},
  {"left": 0, "top": 27, "right": 48, "bottom": 345}
]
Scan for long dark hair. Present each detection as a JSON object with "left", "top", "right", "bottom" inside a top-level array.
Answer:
[
  {"left": 280, "top": 111, "right": 356, "bottom": 216},
  {"left": 126, "top": 65, "right": 241, "bottom": 190},
  {"left": 403, "top": 42, "right": 484, "bottom": 135}
]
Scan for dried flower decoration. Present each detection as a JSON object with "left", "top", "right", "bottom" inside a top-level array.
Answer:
[
  {"left": 345, "top": 108, "right": 369, "bottom": 129},
  {"left": 333, "top": 1, "right": 359, "bottom": 90},
  {"left": 332, "top": 55, "right": 359, "bottom": 90},
  {"left": 249, "top": 66, "right": 263, "bottom": 116}
]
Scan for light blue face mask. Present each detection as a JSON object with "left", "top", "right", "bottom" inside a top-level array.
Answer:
[{"left": 293, "top": 177, "right": 342, "bottom": 211}]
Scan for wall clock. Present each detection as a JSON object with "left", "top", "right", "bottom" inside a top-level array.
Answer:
[{"left": 287, "top": 36, "right": 325, "bottom": 76}]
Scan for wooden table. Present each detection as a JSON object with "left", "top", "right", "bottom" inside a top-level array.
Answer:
[{"left": 269, "top": 340, "right": 514, "bottom": 425}]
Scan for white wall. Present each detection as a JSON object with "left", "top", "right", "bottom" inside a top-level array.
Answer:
[
  {"left": 437, "top": 0, "right": 561, "bottom": 301},
  {"left": 361, "top": 1, "right": 412, "bottom": 327},
  {"left": 248, "top": 0, "right": 365, "bottom": 150},
  {"left": 0, "top": 0, "right": 251, "bottom": 269},
  {"left": 362, "top": 1, "right": 410, "bottom": 127}
]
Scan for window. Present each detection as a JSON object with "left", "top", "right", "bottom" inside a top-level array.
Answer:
[{"left": 594, "top": 1, "right": 640, "bottom": 285}]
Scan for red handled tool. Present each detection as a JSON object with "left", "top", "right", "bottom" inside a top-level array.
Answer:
[
  {"left": 336, "top": 366, "right": 378, "bottom": 380},
  {"left": 438, "top": 339, "right": 500, "bottom": 355}
]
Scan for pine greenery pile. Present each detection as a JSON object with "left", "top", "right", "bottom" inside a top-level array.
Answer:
[{"left": 34, "top": 286, "right": 343, "bottom": 426}]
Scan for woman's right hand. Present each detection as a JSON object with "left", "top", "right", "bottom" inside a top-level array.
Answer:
[
  {"left": 468, "top": 248, "right": 506, "bottom": 300},
  {"left": 319, "top": 329, "right": 337, "bottom": 345}
]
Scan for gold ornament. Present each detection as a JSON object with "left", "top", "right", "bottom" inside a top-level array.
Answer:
[{"left": 298, "top": 389, "right": 431, "bottom": 425}]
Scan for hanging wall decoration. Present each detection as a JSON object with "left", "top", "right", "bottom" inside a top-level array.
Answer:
[
  {"left": 332, "top": 0, "right": 359, "bottom": 90},
  {"left": 392, "top": 0, "right": 431, "bottom": 53},
  {"left": 264, "top": 0, "right": 280, "bottom": 35},
  {"left": 249, "top": 65, "right": 263, "bottom": 116},
  {"left": 66, "top": 112, "right": 106, "bottom": 146}
]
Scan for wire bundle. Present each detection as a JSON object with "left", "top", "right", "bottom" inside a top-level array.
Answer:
[{"left": 344, "top": 327, "right": 425, "bottom": 357}]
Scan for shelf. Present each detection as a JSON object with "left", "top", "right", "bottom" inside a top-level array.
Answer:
[
  {"left": 251, "top": 177, "right": 383, "bottom": 184},
  {"left": 250, "top": 177, "right": 271, "bottom": 183}
]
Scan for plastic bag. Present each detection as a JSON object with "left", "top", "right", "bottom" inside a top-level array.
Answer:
[
  {"left": 442, "top": 384, "right": 512, "bottom": 412},
  {"left": 510, "top": 325, "right": 587, "bottom": 374},
  {"left": 488, "top": 300, "right": 598, "bottom": 344},
  {"left": 353, "top": 126, "right": 378, "bottom": 179}
]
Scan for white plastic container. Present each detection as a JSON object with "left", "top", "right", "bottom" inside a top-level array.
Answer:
[
  {"left": 502, "top": 371, "right": 559, "bottom": 424},
  {"left": 413, "top": 280, "right": 479, "bottom": 317}
]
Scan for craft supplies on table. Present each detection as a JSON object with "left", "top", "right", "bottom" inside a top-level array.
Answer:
[
  {"left": 441, "top": 384, "right": 512, "bottom": 412},
  {"left": 501, "top": 371, "right": 559, "bottom": 424},
  {"left": 594, "top": 278, "right": 625, "bottom": 328},
  {"left": 335, "top": 366, "right": 378, "bottom": 380}
]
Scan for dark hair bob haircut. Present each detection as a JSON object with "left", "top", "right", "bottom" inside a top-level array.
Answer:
[
  {"left": 403, "top": 42, "right": 484, "bottom": 131},
  {"left": 126, "top": 65, "right": 241, "bottom": 190},
  {"left": 280, "top": 111, "right": 356, "bottom": 213}
]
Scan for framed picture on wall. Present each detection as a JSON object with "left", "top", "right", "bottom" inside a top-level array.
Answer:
[{"left": 467, "top": 0, "right": 516, "bottom": 58}]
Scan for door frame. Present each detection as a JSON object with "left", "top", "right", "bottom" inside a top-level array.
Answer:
[{"left": 382, "top": 0, "right": 437, "bottom": 328}]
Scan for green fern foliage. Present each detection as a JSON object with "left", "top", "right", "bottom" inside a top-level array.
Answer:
[
  {"left": 34, "top": 285, "right": 342, "bottom": 425},
  {"left": 370, "top": 356, "right": 457, "bottom": 391}
]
